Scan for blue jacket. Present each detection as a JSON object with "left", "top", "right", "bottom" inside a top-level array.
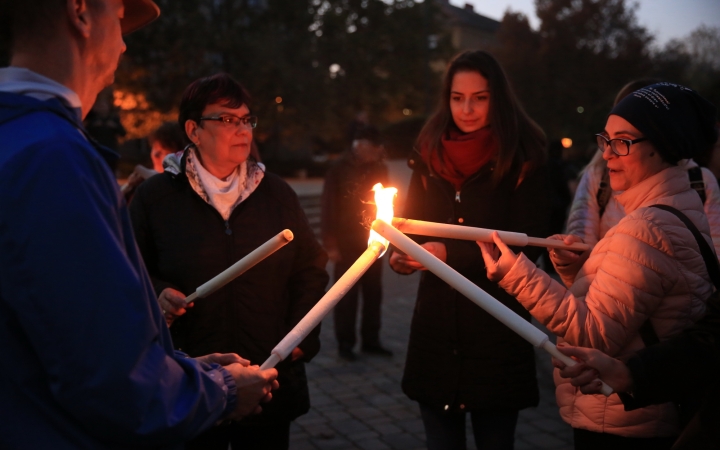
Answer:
[{"left": 0, "top": 92, "right": 237, "bottom": 449}]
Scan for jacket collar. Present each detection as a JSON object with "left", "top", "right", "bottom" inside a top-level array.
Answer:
[
  {"left": 615, "top": 165, "right": 690, "bottom": 214},
  {"left": 0, "top": 67, "right": 82, "bottom": 119},
  {"left": 0, "top": 91, "right": 119, "bottom": 169}
]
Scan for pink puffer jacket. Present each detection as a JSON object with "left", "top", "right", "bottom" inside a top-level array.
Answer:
[{"left": 499, "top": 166, "right": 712, "bottom": 438}]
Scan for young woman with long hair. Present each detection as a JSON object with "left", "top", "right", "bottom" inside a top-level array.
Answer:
[{"left": 389, "top": 50, "right": 551, "bottom": 450}]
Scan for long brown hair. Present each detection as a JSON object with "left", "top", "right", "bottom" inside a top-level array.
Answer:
[{"left": 417, "top": 51, "right": 546, "bottom": 183}]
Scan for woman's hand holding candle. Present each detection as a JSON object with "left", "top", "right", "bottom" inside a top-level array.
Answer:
[
  {"left": 478, "top": 232, "right": 519, "bottom": 282},
  {"left": 390, "top": 242, "right": 447, "bottom": 274},
  {"left": 158, "top": 287, "right": 193, "bottom": 326},
  {"left": 547, "top": 234, "right": 591, "bottom": 287},
  {"left": 553, "top": 344, "right": 632, "bottom": 395}
]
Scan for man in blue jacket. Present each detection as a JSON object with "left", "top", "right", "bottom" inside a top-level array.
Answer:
[{"left": 0, "top": 1, "right": 278, "bottom": 448}]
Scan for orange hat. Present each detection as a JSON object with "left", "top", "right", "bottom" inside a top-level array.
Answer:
[{"left": 121, "top": 0, "right": 160, "bottom": 35}]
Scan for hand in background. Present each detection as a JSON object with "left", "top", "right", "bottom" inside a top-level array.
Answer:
[
  {"left": 546, "top": 234, "right": 590, "bottom": 287},
  {"left": 158, "top": 287, "right": 193, "bottom": 326},
  {"left": 389, "top": 242, "right": 446, "bottom": 274},
  {"left": 478, "top": 231, "right": 519, "bottom": 282}
]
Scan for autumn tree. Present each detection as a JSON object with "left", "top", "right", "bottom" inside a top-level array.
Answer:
[
  {"left": 495, "top": 0, "right": 653, "bottom": 151},
  {"left": 117, "top": 0, "right": 450, "bottom": 168}
]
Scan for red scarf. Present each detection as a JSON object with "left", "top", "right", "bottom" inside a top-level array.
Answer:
[{"left": 422, "top": 126, "right": 498, "bottom": 190}]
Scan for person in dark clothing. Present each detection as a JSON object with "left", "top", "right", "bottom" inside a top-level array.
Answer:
[
  {"left": 83, "top": 89, "right": 126, "bottom": 151},
  {"left": 321, "top": 125, "right": 391, "bottom": 361},
  {"left": 555, "top": 292, "right": 720, "bottom": 450},
  {"left": 389, "top": 50, "right": 550, "bottom": 450},
  {"left": 0, "top": 2, "right": 278, "bottom": 449},
  {"left": 130, "top": 73, "right": 328, "bottom": 450}
]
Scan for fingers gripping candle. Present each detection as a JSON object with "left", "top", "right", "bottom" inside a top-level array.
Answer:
[{"left": 260, "top": 184, "right": 397, "bottom": 370}]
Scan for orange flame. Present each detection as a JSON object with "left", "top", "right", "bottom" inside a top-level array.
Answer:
[{"left": 369, "top": 183, "right": 397, "bottom": 254}]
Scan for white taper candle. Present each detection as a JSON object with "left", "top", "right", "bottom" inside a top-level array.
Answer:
[
  {"left": 184, "top": 229, "right": 294, "bottom": 304},
  {"left": 392, "top": 218, "right": 590, "bottom": 252},
  {"left": 260, "top": 241, "right": 386, "bottom": 370}
]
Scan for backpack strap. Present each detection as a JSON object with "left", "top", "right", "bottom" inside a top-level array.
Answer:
[
  {"left": 636, "top": 204, "right": 720, "bottom": 348},
  {"left": 687, "top": 167, "right": 707, "bottom": 204},
  {"left": 650, "top": 204, "right": 720, "bottom": 289},
  {"left": 596, "top": 167, "right": 612, "bottom": 217}
]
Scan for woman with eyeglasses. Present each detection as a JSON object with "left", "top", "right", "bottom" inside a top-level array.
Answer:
[
  {"left": 565, "top": 79, "right": 720, "bottom": 263},
  {"left": 479, "top": 83, "right": 718, "bottom": 449},
  {"left": 129, "top": 73, "right": 328, "bottom": 450}
]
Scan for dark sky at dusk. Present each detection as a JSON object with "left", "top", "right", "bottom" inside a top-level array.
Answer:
[{"left": 458, "top": 0, "right": 720, "bottom": 47}]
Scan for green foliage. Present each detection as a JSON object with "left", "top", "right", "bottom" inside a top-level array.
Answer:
[{"left": 118, "top": 0, "right": 451, "bottom": 162}]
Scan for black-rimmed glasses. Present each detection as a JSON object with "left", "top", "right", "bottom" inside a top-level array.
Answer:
[
  {"left": 595, "top": 133, "right": 647, "bottom": 156},
  {"left": 199, "top": 114, "right": 258, "bottom": 129}
]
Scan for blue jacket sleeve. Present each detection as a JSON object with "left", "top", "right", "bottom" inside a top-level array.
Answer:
[{"left": 0, "top": 137, "right": 236, "bottom": 447}]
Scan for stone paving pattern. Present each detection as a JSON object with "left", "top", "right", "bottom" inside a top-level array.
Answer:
[{"left": 288, "top": 264, "right": 575, "bottom": 450}]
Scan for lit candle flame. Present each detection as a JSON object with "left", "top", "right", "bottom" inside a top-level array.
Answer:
[{"left": 369, "top": 183, "right": 397, "bottom": 255}]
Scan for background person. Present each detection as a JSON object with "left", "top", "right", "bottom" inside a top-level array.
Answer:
[
  {"left": 130, "top": 72, "right": 328, "bottom": 450},
  {"left": 480, "top": 83, "right": 718, "bottom": 450},
  {"left": 389, "top": 50, "right": 550, "bottom": 450},
  {"left": 554, "top": 288, "right": 720, "bottom": 450},
  {"left": 0, "top": 1, "right": 277, "bottom": 449},
  {"left": 321, "top": 125, "right": 391, "bottom": 361},
  {"left": 123, "top": 121, "right": 186, "bottom": 201}
]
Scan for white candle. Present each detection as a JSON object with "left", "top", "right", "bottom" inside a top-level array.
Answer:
[
  {"left": 184, "top": 230, "right": 294, "bottom": 304},
  {"left": 260, "top": 241, "right": 386, "bottom": 370},
  {"left": 392, "top": 218, "right": 590, "bottom": 252},
  {"left": 372, "top": 219, "right": 612, "bottom": 396}
]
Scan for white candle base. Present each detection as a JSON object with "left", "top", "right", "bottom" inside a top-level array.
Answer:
[{"left": 260, "top": 353, "right": 282, "bottom": 371}]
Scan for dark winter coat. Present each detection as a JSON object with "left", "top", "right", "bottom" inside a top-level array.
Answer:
[
  {"left": 621, "top": 288, "right": 720, "bottom": 449},
  {"left": 130, "top": 154, "right": 328, "bottom": 423},
  {"left": 399, "top": 152, "right": 551, "bottom": 413}
]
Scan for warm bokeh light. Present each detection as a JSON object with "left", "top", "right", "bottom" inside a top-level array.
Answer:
[
  {"left": 275, "top": 96, "right": 283, "bottom": 104},
  {"left": 561, "top": 138, "right": 573, "bottom": 148},
  {"left": 369, "top": 183, "right": 397, "bottom": 254}
]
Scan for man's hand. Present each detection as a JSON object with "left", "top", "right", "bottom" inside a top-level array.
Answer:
[
  {"left": 158, "top": 287, "right": 193, "bottom": 326},
  {"left": 291, "top": 347, "right": 304, "bottom": 362},
  {"left": 477, "top": 232, "right": 518, "bottom": 282},
  {"left": 224, "top": 365, "right": 279, "bottom": 420},
  {"left": 554, "top": 345, "right": 633, "bottom": 395},
  {"left": 196, "top": 353, "right": 250, "bottom": 367},
  {"left": 389, "top": 242, "right": 446, "bottom": 274}
]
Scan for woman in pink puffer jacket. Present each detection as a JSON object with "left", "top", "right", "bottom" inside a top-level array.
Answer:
[{"left": 480, "top": 83, "right": 718, "bottom": 450}]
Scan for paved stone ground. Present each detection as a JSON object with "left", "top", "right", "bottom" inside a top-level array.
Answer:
[{"left": 288, "top": 262, "right": 574, "bottom": 450}]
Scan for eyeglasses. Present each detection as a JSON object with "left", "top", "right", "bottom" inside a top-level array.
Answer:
[
  {"left": 595, "top": 133, "right": 647, "bottom": 156},
  {"left": 199, "top": 114, "right": 258, "bottom": 129}
]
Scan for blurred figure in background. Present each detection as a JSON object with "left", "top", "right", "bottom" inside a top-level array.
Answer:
[
  {"left": 321, "top": 125, "right": 390, "bottom": 361},
  {"left": 123, "top": 121, "right": 186, "bottom": 201},
  {"left": 566, "top": 79, "right": 720, "bottom": 256},
  {"left": 84, "top": 88, "right": 126, "bottom": 151}
]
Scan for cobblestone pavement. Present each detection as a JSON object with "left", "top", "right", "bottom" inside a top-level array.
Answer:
[{"left": 288, "top": 263, "right": 574, "bottom": 450}]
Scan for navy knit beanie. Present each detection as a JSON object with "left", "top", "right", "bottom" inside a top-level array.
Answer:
[{"left": 609, "top": 82, "right": 718, "bottom": 164}]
